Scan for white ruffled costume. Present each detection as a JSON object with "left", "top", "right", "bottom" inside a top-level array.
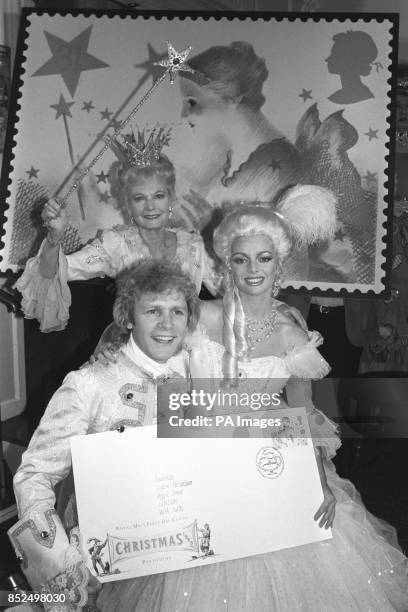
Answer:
[
  {"left": 15, "top": 226, "right": 221, "bottom": 332},
  {"left": 97, "top": 329, "right": 408, "bottom": 612},
  {"left": 8, "top": 337, "right": 190, "bottom": 611}
]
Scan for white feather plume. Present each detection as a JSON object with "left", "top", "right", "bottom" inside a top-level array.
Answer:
[{"left": 276, "top": 185, "right": 337, "bottom": 245}]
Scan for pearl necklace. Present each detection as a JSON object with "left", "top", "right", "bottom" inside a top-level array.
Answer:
[{"left": 245, "top": 310, "right": 279, "bottom": 350}]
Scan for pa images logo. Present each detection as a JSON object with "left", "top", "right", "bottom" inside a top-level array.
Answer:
[{"left": 256, "top": 447, "right": 284, "bottom": 479}]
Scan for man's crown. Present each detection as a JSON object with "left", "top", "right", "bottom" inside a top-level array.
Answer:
[{"left": 108, "top": 126, "right": 171, "bottom": 169}]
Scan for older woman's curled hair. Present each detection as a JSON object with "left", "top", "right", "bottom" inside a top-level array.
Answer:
[
  {"left": 113, "top": 260, "right": 200, "bottom": 333},
  {"left": 108, "top": 154, "right": 176, "bottom": 224}
]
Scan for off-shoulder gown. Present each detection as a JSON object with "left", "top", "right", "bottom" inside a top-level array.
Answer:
[{"left": 98, "top": 332, "right": 408, "bottom": 612}]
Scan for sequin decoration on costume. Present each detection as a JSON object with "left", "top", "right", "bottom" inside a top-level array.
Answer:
[
  {"left": 10, "top": 509, "right": 58, "bottom": 569},
  {"left": 118, "top": 382, "right": 148, "bottom": 424},
  {"left": 85, "top": 254, "right": 104, "bottom": 266},
  {"left": 84, "top": 241, "right": 107, "bottom": 266},
  {"left": 110, "top": 418, "right": 142, "bottom": 431},
  {"left": 119, "top": 381, "right": 148, "bottom": 396}
]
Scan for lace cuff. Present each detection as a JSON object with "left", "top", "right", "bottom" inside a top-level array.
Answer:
[
  {"left": 307, "top": 406, "right": 341, "bottom": 459},
  {"left": 14, "top": 240, "right": 71, "bottom": 333},
  {"left": 284, "top": 332, "right": 331, "bottom": 380},
  {"left": 8, "top": 509, "right": 89, "bottom": 610}
]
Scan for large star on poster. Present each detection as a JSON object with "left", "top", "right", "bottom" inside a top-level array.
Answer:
[{"left": 32, "top": 26, "right": 109, "bottom": 98}]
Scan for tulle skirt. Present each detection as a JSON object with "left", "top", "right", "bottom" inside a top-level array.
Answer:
[{"left": 97, "top": 460, "right": 408, "bottom": 612}]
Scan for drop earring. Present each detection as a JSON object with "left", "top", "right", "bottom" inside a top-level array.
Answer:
[
  {"left": 168, "top": 207, "right": 173, "bottom": 218},
  {"left": 271, "top": 280, "right": 280, "bottom": 298}
]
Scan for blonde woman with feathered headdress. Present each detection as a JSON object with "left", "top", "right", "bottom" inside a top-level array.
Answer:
[{"left": 196, "top": 183, "right": 338, "bottom": 382}]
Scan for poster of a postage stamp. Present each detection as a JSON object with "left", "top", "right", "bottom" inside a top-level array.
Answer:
[{"left": 0, "top": 10, "right": 398, "bottom": 295}]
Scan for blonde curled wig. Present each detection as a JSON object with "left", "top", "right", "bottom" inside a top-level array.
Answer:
[
  {"left": 213, "top": 204, "right": 291, "bottom": 264},
  {"left": 213, "top": 184, "right": 337, "bottom": 380},
  {"left": 214, "top": 205, "right": 286, "bottom": 381}
]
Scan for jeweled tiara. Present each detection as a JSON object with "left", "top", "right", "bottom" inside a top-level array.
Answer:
[{"left": 107, "top": 126, "right": 172, "bottom": 169}]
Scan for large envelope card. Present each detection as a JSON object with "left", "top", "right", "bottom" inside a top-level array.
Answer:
[{"left": 71, "top": 407, "right": 331, "bottom": 582}]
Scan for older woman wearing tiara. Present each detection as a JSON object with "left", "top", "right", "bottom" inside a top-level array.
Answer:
[
  {"left": 14, "top": 128, "right": 222, "bottom": 333},
  {"left": 97, "top": 185, "right": 408, "bottom": 612}
]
